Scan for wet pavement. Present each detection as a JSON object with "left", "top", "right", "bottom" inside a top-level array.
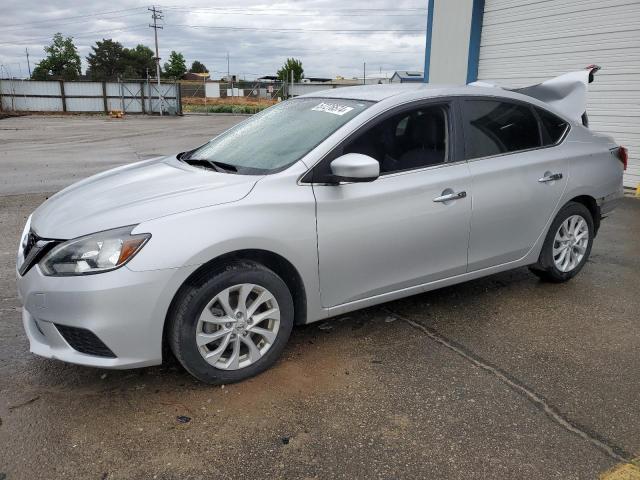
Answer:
[{"left": 0, "top": 115, "right": 639, "bottom": 479}]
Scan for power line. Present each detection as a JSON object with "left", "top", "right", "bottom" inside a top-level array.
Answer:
[
  {"left": 160, "top": 5, "right": 427, "bottom": 12},
  {"left": 0, "top": 7, "right": 147, "bottom": 29},
  {"left": 161, "top": 6, "right": 425, "bottom": 17},
  {"left": 197, "top": 43, "right": 423, "bottom": 62},
  {"left": 170, "top": 24, "right": 424, "bottom": 34},
  {"left": 0, "top": 11, "right": 148, "bottom": 32},
  {"left": 0, "top": 25, "right": 149, "bottom": 47},
  {"left": 0, "top": 5, "right": 427, "bottom": 31}
]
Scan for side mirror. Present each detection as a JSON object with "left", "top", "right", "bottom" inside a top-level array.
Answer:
[{"left": 328, "top": 153, "right": 380, "bottom": 183}]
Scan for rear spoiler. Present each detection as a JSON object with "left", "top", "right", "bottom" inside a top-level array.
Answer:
[{"left": 469, "top": 65, "right": 600, "bottom": 126}]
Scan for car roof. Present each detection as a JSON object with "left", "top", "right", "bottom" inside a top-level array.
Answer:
[
  {"left": 298, "top": 83, "right": 572, "bottom": 121},
  {"left": 298, "top": 83, "right": 505, "bottom": 102}
]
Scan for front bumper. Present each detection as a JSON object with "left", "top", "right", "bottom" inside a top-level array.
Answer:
[{"left": 17, "top": 263, "right": 197, "bottom": 369}]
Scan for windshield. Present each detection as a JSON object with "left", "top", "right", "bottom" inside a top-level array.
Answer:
[{"left": 184, "top": 97, "right": 373, "bottom": 174}]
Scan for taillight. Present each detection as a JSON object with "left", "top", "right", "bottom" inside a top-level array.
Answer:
[{"left": 617, "top": 146, "right": 628, "bottom": 170}]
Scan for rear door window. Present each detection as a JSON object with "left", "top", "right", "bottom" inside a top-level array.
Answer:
[
  {"left": 536, "top": 108, "right": 569, "bottom": 145},
  {"left": 463, "top": 99, "right": 541, "bottom": 159}
]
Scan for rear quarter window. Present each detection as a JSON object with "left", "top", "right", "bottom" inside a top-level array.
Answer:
[{"left": 536, "top": 108, "right": 569, "bottom": 145}]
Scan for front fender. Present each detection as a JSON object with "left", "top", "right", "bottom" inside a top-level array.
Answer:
[{"left": 126, "top": 175, "right": 323, "bottom": 323}]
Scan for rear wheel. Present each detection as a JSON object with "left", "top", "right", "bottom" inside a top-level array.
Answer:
[
  {"left": 529, "top": 202, "right": 594, "bottom": 283},
  {"left": 168, "top": 262, "right": 294, "bottom": 384}
]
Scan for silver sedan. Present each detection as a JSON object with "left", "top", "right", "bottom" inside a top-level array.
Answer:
[{"left": 16, "top": 71, "right": 625, "bottom": 383}]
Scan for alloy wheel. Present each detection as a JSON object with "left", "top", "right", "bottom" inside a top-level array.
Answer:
[
  {"left": 552, "top": 214, "right": 589, "bottom": 273},
  {"left": 195, "top": 283, "right": 280, "bottom": 370}
]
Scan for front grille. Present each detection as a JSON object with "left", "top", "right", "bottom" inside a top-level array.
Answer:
[
  {"left": 19, "top": 231, "right": 60, "bottom": 276},
  {"left": 55, "top": 324, "right": 116, "bottom": 358}
]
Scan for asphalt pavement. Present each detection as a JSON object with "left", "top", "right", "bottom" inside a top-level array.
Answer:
[{"left": 0, "top": 115, "right": 638, "bottom": 480}]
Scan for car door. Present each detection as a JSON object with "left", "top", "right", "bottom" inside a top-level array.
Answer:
[
  {"left": 462, "top": 98, "right": 569, "bottom": 271},
  {"left": 308, "top": 100, "right": 472, "bottom": 308}
]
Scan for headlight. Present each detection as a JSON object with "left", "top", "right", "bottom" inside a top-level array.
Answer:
[
  {"left": 40, "top": 226, "right": 151, "bottom": 276},
  {"left": 16, "top": 214, "right": 32, "bottom": 270}
]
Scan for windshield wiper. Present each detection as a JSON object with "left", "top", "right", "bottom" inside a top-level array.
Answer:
[
  {"left": 182, "top": 157, "right": 238, "bottom": 173},
  {"left": 209, "top": 160, "right": 238, "bottom": 172}
]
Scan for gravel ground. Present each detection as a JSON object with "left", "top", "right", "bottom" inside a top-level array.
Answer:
[{"left": 0, "top": 115, "right": 638, "bottom": 480}]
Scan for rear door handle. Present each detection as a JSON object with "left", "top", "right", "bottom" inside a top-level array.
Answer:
[
  {"left": 433, "top": 191, "right": 467, "bottom": 203},
  {"left": 538, "top": 173, "right": 563, "bottom": 183}
]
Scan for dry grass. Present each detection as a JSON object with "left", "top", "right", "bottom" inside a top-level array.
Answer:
[{"left": 182, "top": 97, "right": 277, "bottom": 107}]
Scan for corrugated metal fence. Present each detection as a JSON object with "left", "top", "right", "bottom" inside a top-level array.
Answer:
[{"left": 0, "top": 79, "right": 182, "bottom": 114}]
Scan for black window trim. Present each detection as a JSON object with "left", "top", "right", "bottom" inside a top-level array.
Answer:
[
  {"left": 532, "top": 105, "right": 571, "bottom": 148},
  {"left": 460, "top": 96, "right": 571, "bottom": 163},
  {"left": 300, "top": 96, "right": 465, "bottom": 184}
]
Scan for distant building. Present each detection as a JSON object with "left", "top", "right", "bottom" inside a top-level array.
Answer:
[
  {"left": 390, "top": 71, "right": 424, "bottom": 83},
  {"left": 301, "top": 77, "right": 332, "bottom": 83},
  {"left": 330, "top": 76, "right": 360, "bottom": 86},
  {"left": 182, "top": 72, "right": 210, "bottom": 81},
  {"left": 353, "top": 73, "right": 391, "bottom": 85},
  {"left": 257, "top": 75, "right": 279, "bottom": 83},
  {"left": 258, "top": 76, "right": 334, "bottom": 84}
]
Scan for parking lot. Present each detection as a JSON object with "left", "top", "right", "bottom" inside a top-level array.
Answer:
[{"left": 0, "top": 115, "right": 639, "bottom": 480}]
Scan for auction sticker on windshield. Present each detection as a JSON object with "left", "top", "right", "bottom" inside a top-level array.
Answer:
[{"left": 311, "top": 102, "right": 355, "bottom": 116}]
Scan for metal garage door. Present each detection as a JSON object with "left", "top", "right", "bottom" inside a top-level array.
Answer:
[{"left": 477, "top": 0, "right": 640, "bottom": 189}]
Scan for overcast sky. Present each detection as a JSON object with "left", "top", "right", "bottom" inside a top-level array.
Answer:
[{"left": 0, "top": 1, "right": 427, "bottom": 80}]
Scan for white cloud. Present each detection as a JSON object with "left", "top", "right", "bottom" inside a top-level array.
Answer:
[{"left": 0, "top": 0, "right": 427, "bottom": 79}]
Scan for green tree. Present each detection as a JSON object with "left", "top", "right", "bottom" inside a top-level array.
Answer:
[
  {"left": 123, "top": 44, "right": 156, "bottom": 79},
  {"left": 277, "top": 58, "right": 304, "bottom": 82},
  {"left": 86, "top": 39, "right": 125, "bottom": 80},
  {"left": 189, "top": 60, "right": 208, "bottom": 74},
  {"left": 85, "top": 41, "right": 155, "bottom": 80},
  {"left": 31, "top": 33, "right": 81, "bottom": 80},
  {"left": 163, "top": 51, "right": 187, "bottom": 79}
]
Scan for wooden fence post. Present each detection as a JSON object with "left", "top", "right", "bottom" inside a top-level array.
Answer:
[{"left": 59, "top": 80, "right": 67, "bottom": 112}]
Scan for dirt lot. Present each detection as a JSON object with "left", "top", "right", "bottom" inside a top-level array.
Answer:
[{"left": 0, "top": 115, "right": 639, "bottom": 480}]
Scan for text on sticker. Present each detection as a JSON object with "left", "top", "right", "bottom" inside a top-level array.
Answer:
[{"left": 311, "top": 102, "right": 355, "bottom": 116}]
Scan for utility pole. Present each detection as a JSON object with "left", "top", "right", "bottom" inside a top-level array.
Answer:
[
  {"left": 363, "top": 61, "right": 366, "bottom": 85},
  {"left": 226, "top": 52, "right": 231, "bottom": 97},
  {"left": 146, "top": 67, "right": 151, "bottom": 114},
  {"left": 149, "top": 6, "right": 164, "bottom": 115},
  {"left": 25, "top": 48, "right": 31, "bottom": 78},
  {"left": 290, "top": 69, "right": 293, "bottom": 98}
]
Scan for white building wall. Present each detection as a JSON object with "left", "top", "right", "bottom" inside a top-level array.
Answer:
[
  {"left": 477, "top": 0, "right": 640, "bottom": 189},
  {"left": 428, "top": 0, "right": 475, "bottom": 84}
]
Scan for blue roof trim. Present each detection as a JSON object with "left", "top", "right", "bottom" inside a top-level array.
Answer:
[
  {"left": 423, "top": 0, "right": 435, "bottom": 83},
  {"left": 466, "top": 0, "right": 485, "bottom": 83}
]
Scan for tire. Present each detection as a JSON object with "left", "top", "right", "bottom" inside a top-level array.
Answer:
[
  {"left": 529, "top": 202, "right": 594, "bottom": 283},
  {"left": 168, "top": 261, "right": 294, "bottom": 384}
]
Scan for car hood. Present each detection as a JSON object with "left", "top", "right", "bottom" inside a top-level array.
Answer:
[{"left": 31, "top": 156, "right": 260, "bottom": 239}]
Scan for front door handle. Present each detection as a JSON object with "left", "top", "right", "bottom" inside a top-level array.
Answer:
[
  {"left": 538, "top": 172, "right": 563, "bottom": 183},
  {"left": 433, "top": 191, "right": 467, "bottom": 203}
]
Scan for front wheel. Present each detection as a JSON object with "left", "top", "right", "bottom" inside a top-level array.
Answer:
[
  {"left": 168, "top": 262, "right": 294, "bottom": 384},
  {"left": 529, "top": 202, "right": 594, "bottom": 283}
]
